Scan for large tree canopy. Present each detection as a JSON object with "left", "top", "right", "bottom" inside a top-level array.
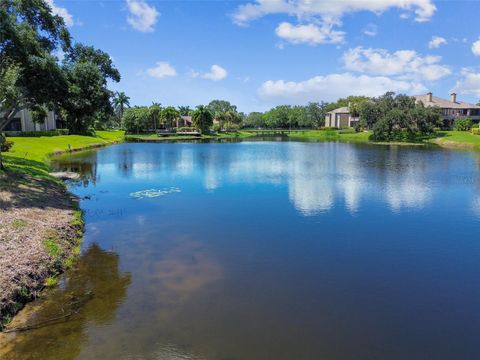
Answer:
[
  {"left": 59, "top": 44, "right": 120, "bottom": 134},
  {"left": 0, "top": 0, "right": 71, "bottom": 130}
]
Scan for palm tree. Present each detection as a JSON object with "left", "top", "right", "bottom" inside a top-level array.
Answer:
[
  {"left": 178, "top": 106, "right": 192, "bottom": 116},
  {"left": 214, "top": 111, "right": 229, "bottom": 130},
  {"left": 113, "top": 92, "right": 130, "bottom": 123},
  {"left": 161, "top": 106, "right": 180, "bottom": 129},
  {"left": 192, "top": 105, "right": 213, "bottom": 134},
  {"left": 149, "top": 102, "right": 162, "bottom": 131}
]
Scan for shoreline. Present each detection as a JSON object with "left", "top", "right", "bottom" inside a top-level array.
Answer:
[{"left": 0, "top": 133, "right": 124, "bottom": 329}]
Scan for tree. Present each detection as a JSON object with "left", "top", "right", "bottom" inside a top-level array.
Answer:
[
  {"left": 161, "top": 106, "right": 180, "bottom": 128},
  {"left": 1, "top": 0, "right": 71, "bottom": 131},
  {"left": 113, "top": 92, "right": 130, "bottom": 121},
  {"left": 192, "top": 105, "right": 213, "bottom": 133},
  {"left": 367, "top": 92, "right": 441, "bottom": 141},
  {"left": 31, "top": 105, "right": 48, "bottom": 131},
  {"left": 207, "top": 100, "right": 237, "bottom": 115},
  {"left": 123, "top": 106, "right": 151, "bottom": 133},
  {"left": 149, "top": 102, "right": 161, "bottom": 131},
  {"left": 244, "top": 112, "right": 265, "bottom": 128},
  {"left": 264, "top": 105, "right": 291, "bottom": 128},
  {"left": 306, "top": 102, "right": 328, "bottom": 128},
  {"left": 178, "top": 106, "right": 191, "bottom": 116},
  {"left": 59, "top": 44, "right": 120, "bottom": 134}
]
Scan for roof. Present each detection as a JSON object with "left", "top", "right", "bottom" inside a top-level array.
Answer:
[
  {"left": 181, "top": 115, "right": 193, "bottom": 123},
  {"left": 414, "top": 94, "right": 480, "bottom": 109},
  {"left": 326, "top": 106, "right": 350, "bottom": 114}
]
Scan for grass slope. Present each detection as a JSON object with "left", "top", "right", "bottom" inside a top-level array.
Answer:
[{"left": 429, "top": 131, "right": 480, "bottom": 149}]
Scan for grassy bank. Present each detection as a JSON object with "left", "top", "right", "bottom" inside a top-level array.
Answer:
[
  {"left": 0, "top": 131, "right": 123, "bottom": 329},
  {"left": 286, "top": 130, "right": 372, "bottom": 143},
  {"left": 427, "top": 131, "right": 480, "bottom": 149},
  {"left": 124, "top": 131, "right": 255, "bottom": 142}
]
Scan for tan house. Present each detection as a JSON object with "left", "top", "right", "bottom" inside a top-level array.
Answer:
[
  {"left": 2, "top": 109, "right": 63, "bottom": 134},
  {"left": 324, "top": 106, "right": 360, "bottom": 128},
  {"left": 176, "top": 115, "right": 193, "bottom": 128},
  {"left": 325, "top": 93, "right": 480, "bottom": 128},
  {"left": 414, "top": 92, "right": 480, "bottom": 127}
]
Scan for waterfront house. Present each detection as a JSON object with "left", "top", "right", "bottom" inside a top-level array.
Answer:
[
  {"left": 324, "top": 93, "right": 480, "bottom": 128},
  {"left": 324, "top": 106, "right": 360, "bottom": 128},
  {"left": 414, "top": 92, "right": 480, "bottom": 127},
  {"left": 2, "top": 109, "right": 64, "bottom": 134},
  {"left": 176, "top": 115, "right": 193, "bottom": 128}
]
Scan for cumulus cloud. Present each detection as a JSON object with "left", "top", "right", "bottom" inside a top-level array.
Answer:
[
  {"left": 233, "top": 0, "right": 436, "bottom": 25},
  {"left": 275, "top": 22, "right": 344, "bottom": 45},
  {"left": 428, "top": 36, "right": 447, "bottom": 49},
  {"left": 233, "top": 0, "right": 435, "bottom": 45},
  {"left": 472, "top": 38, "right": 480, "bottom": 56},
  {"left": 342, "top": 47, "right": 451, "bottom": 81},
  {"left": 258, "top": 73, "right": 426, "bottom": 104},
  {"left": 452, "top": 69, "right": 480, "bottom": 97},
  {"left": 191, "top": 65, "right": 228, "bottom": 81},
  {"left": 126, "top": 0, "right": 159, "bottom": 32},
  {"left": 45, "top": 0, "right": 73, "bottom": 27},
  {"left": 147, "top": 62, "right": 177, "bottom": 79}
]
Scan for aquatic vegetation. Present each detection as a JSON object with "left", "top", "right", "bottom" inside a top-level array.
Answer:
[{"left": 129, "top": 187, "right": 181, "bottom": 199}]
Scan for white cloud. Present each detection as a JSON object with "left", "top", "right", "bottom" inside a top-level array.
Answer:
[
  {"left": 472, "top": 38, "right": 480, "bottom": 56},
  {"left": 147, "top": 62, "right": 177, "bottom": 79},
  {"left": 126, "top": 0, "right": 159, "bottom": 32},
  {"left": 45, "top": 0, "right": 74, "bottom": 27},
  {"left": 363, "top": 24, "right": 378, "bottom": 37},
  {"left": 428, "top": 36, "right": 447, "bottom": 49},
  {"left": 233, "top": 0, "right": 435, "bottom": 45},
  {"left": 233, "top": 0, "right": 436, "bottom": 25},
  {"left": 191, "top": 65, "right": 228, "bottom": 81},
  {"left": 258, "top": 73, "right": 426, "bottom": 104},
  {"left": 452, "top": 69, "right": 480, "bottom": 97},
  {"left": 275, "top": 22, "right": 344, "bottom": 45},
  {"left": 342, "top": 47, "right": 451, "bottom": 81}
]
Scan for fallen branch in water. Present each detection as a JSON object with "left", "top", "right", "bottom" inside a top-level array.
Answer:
[{"left": 1, "top": 309, "right": 79, "bottom": 333}]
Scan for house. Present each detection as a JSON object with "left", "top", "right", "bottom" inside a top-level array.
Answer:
[
  {"left": 2, "top": 109, "right": 64, "bottom": 134},
  {"left": 414, "top": 92, "right": 480, "bottom": 127},
  {"left": 324, "top": 106, "right": 360, "bottom": 128},
  {"left": 176, "top": 115, "right": 193, "bottom": 128},
  {"left": 324, "top": 93, "right": 480, "bottom": 128}
]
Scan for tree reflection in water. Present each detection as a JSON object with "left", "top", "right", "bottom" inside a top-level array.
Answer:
[{"left": 0, "top": 244, "right": 131, "bottom": 360}]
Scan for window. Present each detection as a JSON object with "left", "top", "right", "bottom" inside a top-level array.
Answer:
[{"left": 4, "top": 118, "right": 22, "bottom": 131}]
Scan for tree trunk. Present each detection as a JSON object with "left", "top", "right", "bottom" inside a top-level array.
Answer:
[{"left": 0, "top": 105, "right": 19, "bottom": 132}]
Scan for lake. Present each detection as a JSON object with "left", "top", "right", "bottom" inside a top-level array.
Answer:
[{"left": 2, "top": 141, "right": 480, "bottom": 359}]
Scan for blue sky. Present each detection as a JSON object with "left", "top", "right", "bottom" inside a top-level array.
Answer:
[{"left": 50, "top": 0, "right": 480, "bottom": 112}]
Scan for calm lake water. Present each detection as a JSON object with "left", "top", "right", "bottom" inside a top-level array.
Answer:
[{"left": 3, "top": 141, "right": 480, "bottom": 359}]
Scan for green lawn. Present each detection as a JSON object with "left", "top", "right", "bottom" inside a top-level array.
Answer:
[
  {"left": 428, "top": 131, "right": 480, "bottom": 148},
  {"left": 286, "top": 130, "right": 372, "bottom": 143},
  {"left": 2, "top": 131, "right": 125, "bottom": 178},
  {"left": 6, "top": 130, "right": 125, "bottom": 163}
]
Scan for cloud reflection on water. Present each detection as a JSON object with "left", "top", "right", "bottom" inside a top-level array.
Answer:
[{"left": 53, "top": 142, "right": 480, "bottom": 217}]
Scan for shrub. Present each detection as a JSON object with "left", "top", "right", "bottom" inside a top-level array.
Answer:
[
  {"left": 223, "top": 122, "right": 240, "bottom": 132},
  {"left": 212, "top": 123, "right": 222, "bottom": 132},
  {"left": 453, "top": 118, "right": 473, "bottom": 131},
  {"left": 1, "top": 140, "right": 13, "bottom": 152},
  {"left": 177, "top": 127, "right": 197, "bottom": 132},
  {"left": 8, "top": 129, "right": 69, "bottom": 137},
  {"left": 472, "top": 123, "right": 479, "bottom": 129},
  {"left": 472, "top": 128, "right": 480, "bottom": 135}
]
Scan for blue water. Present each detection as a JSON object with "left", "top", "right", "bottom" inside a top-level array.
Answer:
[{"left": 4, "top": 141, "right": 480, "bottom": 359}]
